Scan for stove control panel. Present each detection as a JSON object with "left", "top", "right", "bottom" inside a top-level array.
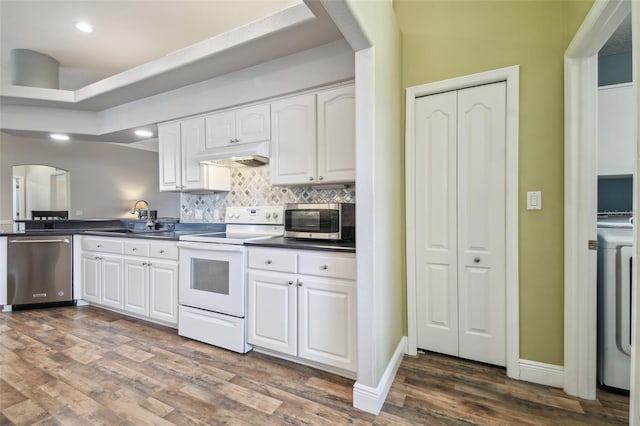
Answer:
[{"left": 225, "top": 206, "right": 284, "bottom": 225}]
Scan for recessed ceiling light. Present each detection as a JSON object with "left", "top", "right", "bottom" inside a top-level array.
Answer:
[
  {"left": 50, "top": 133, "right": 70, "bottom": 141},
  {"left": 75, "top": 21, "right": 94, "bottom": 33},
  {"left": 134, "top": 129, "right": 153, "bottom": 138}
]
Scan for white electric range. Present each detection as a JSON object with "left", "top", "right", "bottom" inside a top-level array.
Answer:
[{"left": 177, "top": 206, "right": 283, "bottom": 353}]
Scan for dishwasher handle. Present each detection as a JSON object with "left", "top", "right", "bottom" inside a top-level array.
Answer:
[{"left": 9, "top": 238, "right": 71, "bottom": 244}]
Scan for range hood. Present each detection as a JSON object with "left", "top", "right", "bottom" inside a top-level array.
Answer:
[{"left": 195, "top": 141, "right": 270, "bottom": 167}]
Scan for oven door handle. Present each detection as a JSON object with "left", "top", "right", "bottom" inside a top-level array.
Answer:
[{"left": 177, "top": 241, "right": 245, "bottom": 253}]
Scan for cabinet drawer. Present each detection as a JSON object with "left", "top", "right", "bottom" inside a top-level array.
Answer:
[
  {"left": 298, "top": 253, "right": 356, "bottom": 280},
  {"left": 82, "top": 237, "right": 123, "bottom": 254},
  {"left": 248, "top": 249, "right": 297, "bottom": 273},
  {"left": 149, "top": 242, "right": 179, "bottom": 260},
  {"left": 124, "top": 241, "right": 150, "bottom": 257}
]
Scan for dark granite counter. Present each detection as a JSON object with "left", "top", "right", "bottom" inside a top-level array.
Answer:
[
  {"left": 1, "top": 220, "right": 224, "bottom": 241},
  {"left": 245, "top": 237, "right": 355, "bottom": 253}
]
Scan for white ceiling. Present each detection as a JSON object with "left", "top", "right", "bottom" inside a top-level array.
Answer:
[
  {"left": 0, "top": 0, "right": 301, "bottom": 90},
  {"left": 0, "top": 0, "right": 348, "bottom": 144}
]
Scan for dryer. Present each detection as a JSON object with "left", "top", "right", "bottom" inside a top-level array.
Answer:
[{"left": 597, "top": 223, "right": 633, "bottom": 390}]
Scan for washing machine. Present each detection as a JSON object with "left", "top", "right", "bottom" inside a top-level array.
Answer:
[{"left": 597, "top": 218, "right": 633, "bottom": 391}]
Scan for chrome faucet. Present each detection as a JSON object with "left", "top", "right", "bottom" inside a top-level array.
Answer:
[{"left": 130, "top": 199, "right": 155, "bottom": 230}]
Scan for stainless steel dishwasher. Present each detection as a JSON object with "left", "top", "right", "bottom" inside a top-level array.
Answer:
[{"left": 7, "top": 235, "right": 73, "bottom": 306}]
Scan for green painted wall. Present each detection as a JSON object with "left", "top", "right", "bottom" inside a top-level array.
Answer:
[{"left": 395, "top": 0, "right": 593, "bottom": 365}]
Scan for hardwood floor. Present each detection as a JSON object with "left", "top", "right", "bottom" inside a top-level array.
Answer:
[{"left": 0, "top": 306, "right": 629, "bottom": 425}]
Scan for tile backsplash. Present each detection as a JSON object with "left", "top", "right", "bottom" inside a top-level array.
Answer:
[{"left": 181, "top": 164, "right": 355, "bottom": 222}]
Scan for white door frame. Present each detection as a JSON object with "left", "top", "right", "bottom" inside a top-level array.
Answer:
[
  {"left": 405, "top": 65, "right": 520, "bottom": 378},
  {"left": 563, "top": 0, "right": 635, "bottom": 405}
]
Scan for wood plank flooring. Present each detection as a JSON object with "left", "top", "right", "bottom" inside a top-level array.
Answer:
[{"left": 0, "top": 306, "right": 629, "bottom": 425}]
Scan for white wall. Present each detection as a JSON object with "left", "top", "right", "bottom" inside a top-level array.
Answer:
[
  {"left": 347, "top": 0, "right": 404, "bottom": 388},
  {"left": 0, "top": 132, "right": 180, "bottom": 221}
]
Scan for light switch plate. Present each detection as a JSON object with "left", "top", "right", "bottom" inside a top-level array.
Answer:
[{"left": 527, "top": 191, "right": 542, "bottom": 210}]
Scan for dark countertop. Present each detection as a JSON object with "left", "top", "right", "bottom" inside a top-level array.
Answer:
[
  {"left": 245, "top": 237, "right": 356, "bottom": 253},
  {"left": 1, "top": 220, "right": 224, "bottom": 241}
]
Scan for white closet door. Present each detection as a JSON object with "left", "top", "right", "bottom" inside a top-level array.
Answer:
[
  {"left": 457, "top": 82, "right": 506, "bottom": 366},
  {"left": 415, "top": 91, "right": 459, "bottom": 356}
]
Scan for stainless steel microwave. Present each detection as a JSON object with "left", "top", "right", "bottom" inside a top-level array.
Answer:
[{"left": 284, "top": 203, "right": 355, "bottom": 241}]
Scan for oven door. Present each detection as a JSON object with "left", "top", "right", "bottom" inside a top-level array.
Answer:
[{"left": 178, "top": 242, "right": 245, "bottom": 317}]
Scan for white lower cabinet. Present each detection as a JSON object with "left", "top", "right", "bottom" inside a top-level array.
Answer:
[
  {"left": 148, "top": 261, "right": 178, "bottom": 323},
  {"left": 247, "top": 248, "right": 356, "bottom": 374},
  {"left": 80, "top": 236, "right": 178, "bottom": 327},
  {"left": 81, "top": 251, "right": 124, "bottom": 308},
  {"left": 124, "top": 259, "right": 149, "bottom": 316}
]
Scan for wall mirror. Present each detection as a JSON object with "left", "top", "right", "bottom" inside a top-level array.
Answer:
[{"left": 12, "top": 165, "right": 70, "bottom": 220}]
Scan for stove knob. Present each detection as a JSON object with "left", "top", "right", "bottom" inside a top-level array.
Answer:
[
  {"left": 265, "top": 212, "right": 271, "bottom": 219},
  {"left": 234, "top": 213, "right": 240, "bottom": 219},
  {"left": 273, "top": 212, "right": 279, "bottom": 220}
]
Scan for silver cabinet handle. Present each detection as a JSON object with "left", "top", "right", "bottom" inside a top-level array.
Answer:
[
  {"left": 321, "top": 265, "right": 328, "bottom": 270},
  {"left": 97, "top": 244, "right": 103, "bottom": 248},
  {"left": 474, "top": 257, "right": 480, "bottom": 263},
  {"left": 298, "top": 281, "right": 302, "bottom": 287},
  {"left": 9, "top": 239, "right": 70, "bottom": 244},
  {"left": 308, "top": 177, "right": 314, "bottom": 181},
  {"left": 288, "top": 281, "right": 294, "bottom": 286},
  {"left": 266, "top": 260, "right": 272, "bottom": 265},
  {"left": 142, "top": 262, "right": 147, "bottom": 266},
  {"left": 159, "top": 249, "right": 165, "bottom": 254},
  {"left": 318, "top": 176, "right": 324, "bottom": 181},
  {"left": 147, "top": 263, "right": 152, "bottom": 267},
  {"left": 132, "top": 247, "right": 137, "bottom": 251}
]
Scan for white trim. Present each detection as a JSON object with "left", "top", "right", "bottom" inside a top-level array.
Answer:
[
  {"left": 354, "top": 47, "right": 377, "bottom": 389},
  {"left": 405, "top": 66, "right": 520, "bottom": 378},
  {"left": 519, "top": 359, "right": 564, "bottom": 388},
  {"left": 630, "top": 3, "right": 639, "bottom": 425},
  {"left": 0, "top": 236, "right": 6, "bottom": 306},
  {"left": 563, "top": 0, "right": 631, "bottom": 401},
  {"left": 353, "top": 336, "right": 407, "bottom": 415}
]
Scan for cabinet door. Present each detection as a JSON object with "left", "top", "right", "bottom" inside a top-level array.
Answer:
[
  {"left": 297, "top": 276, "right": 357, "bottom": 372},
  {"left": 124, "top": 259, "right": 148, "bottom": 317},
  {"left": 158, "top": 122, "right": 182, "bottom": 191},
  {"left": 205, "top": 110, "right": 236, "bottom": 149},
  {"left": 100, "top": 255, "right": 124, "bottom": 309},
  {"left": 81, "top": 253, "right": 100, "bottom": 304},
  {"left": 236, "top": 104, "right": 270, "bottom": 144},
  {"left": 598, "top": 84, "right": 634, "bottom": 175},
  {"left": 317, "top": 85, "right": 356, "bottom": 183},
  {"left": 180, "top": 117, "right": 207, "bottom": 190},
  {"left": 149, "top": 261, "right": 178, "bottom": 325},
  {"left": 247, "top": 270, "right": 297, "bottom": 355},
  {"left": 270, "top": 94, "right": 317, "bottom": 185}
]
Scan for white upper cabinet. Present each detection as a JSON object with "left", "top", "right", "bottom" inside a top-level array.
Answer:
[
  {"left": 317, "top": 85, "right": 356, "bottom": 183},
  {"left": 158, "top": 122, "right": 182, "bottom": 191},
  {"left": 158, "top": 119, "right": 231, "bottom": 192},
  {"left": 270, "top": 93, "right": 317, "bottom": 185},
  {"left": 598, "top": 83, "right": 635, "bottom": 176},
  {"left": 205, "top": 104, "right": 270, "bottom": 148},
  {"left": 271, "top": 84, "right": 355, "bottom": 186}
]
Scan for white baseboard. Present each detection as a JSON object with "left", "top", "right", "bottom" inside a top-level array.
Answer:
[
  {"left": 519, "top": 359, "right": 564, "bottom": 388},
  {"left": 353, "top": 336, "right": 407, "bottom": 415}
]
